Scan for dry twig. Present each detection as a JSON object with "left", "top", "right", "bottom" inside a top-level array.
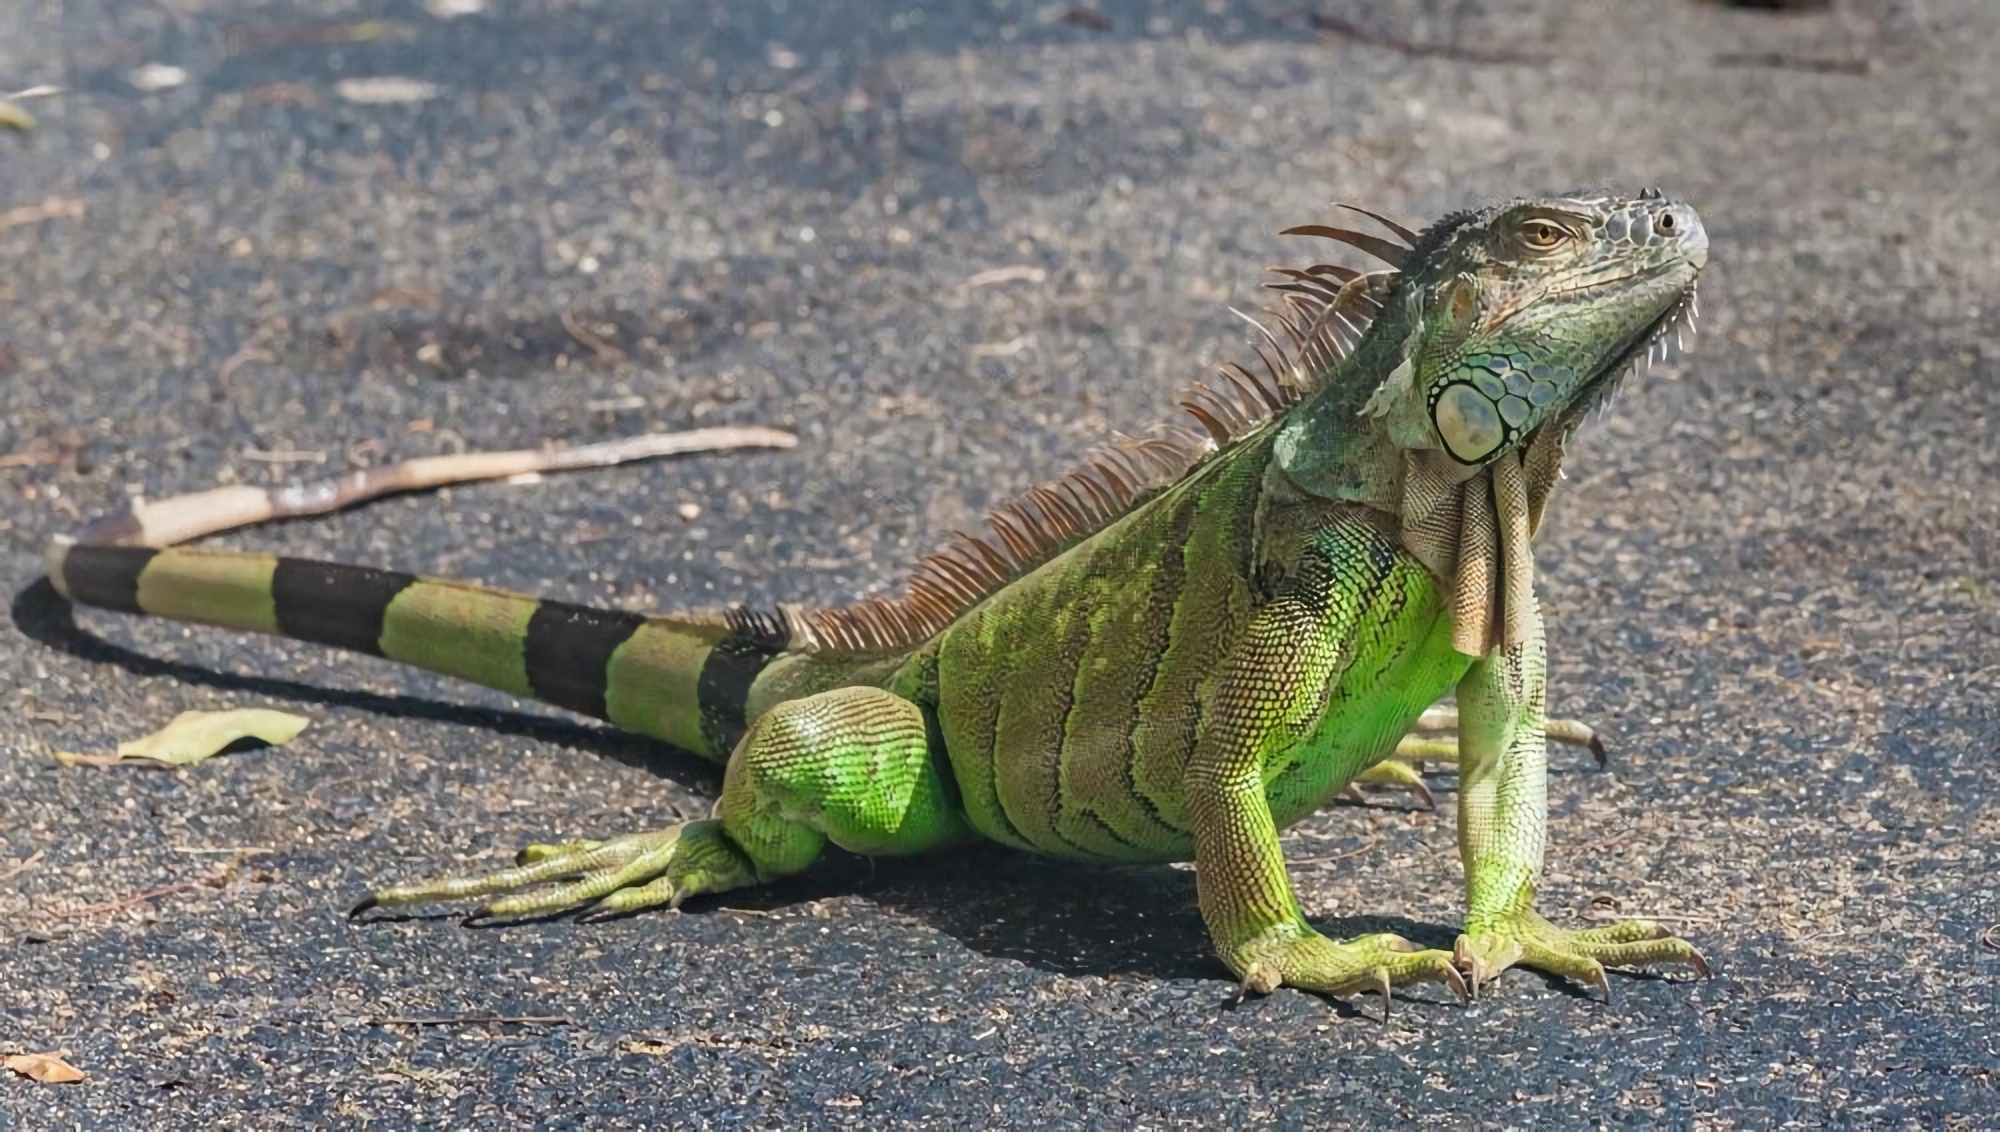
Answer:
[
  {"left": 70, "top": 427, "right": 798, "bottom": 547},
  {"left": 1309, "top": 12, "right": 1550, "bottom": 65}
]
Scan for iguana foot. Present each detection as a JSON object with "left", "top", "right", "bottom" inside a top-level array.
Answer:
[
  {"left": 1453, "top": 910, "right": 1710, "bottom": 999},
  {"left": 1408, "top": 705, "right": 1609, "bottom": 766},
  {"left": 1230, "top": 930, "right": 1467, "bottom": 1014},
  {"left": 350, "top": 819, "right": 761, "bottom": 919},
  {"left": 1346, "top": 708, "right": 1606, "bottom": 808}
]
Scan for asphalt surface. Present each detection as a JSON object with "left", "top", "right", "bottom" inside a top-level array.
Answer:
[{"left": 2, "top": 0, "right": 1995, "bottom": 1125}]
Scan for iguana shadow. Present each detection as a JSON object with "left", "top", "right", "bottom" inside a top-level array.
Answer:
[{"left": 812, "top": 847, "right": 1472, "bottom": 1015}]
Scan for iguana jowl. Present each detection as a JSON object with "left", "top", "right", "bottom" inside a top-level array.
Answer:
[{"left": 46, "top": 190, "right": 1710, "bottom": 1005}]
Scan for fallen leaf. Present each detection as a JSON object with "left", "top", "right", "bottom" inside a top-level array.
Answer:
[
  {"left": 4, "top": 1052, "right": 85, "bottom": 1083},
  {"left": 0, "top": 100, "right": 32, "bottom": 132},
  {"left": 111, "top": 708, "right": 312, "bottom": 766}
]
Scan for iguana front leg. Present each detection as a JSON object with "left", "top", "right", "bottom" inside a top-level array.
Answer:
[
  {"left": 1451, "top": 597, "right": 1709, "bottom": 996},
  {"left": 1187, "top": 585, "right": 1466, "bottom": 1007}
]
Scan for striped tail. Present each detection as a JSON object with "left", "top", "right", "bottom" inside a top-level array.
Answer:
[{"left": 45, "top": 541, "right": 789, "bottom": 761}]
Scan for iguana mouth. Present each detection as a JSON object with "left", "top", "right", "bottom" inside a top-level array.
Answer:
[{"left": 1568, "top": 276, "right": 1703, "bottom": 426}]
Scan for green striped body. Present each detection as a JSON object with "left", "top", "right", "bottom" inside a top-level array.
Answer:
[
  {"left": 46, "top": 428, "right": 1463, "bottom": 871},
  {"left": 928, "top": 432, "right": 1471, "bottom": 863}
]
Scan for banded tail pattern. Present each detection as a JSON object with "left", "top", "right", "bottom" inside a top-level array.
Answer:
[{"left": 44, "top": 541, "right": 789, "bottom": 760}]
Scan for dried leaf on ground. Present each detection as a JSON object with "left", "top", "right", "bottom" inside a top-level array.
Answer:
[
  {"left": 0, "top": 85, "right": 60, "bottom": 133},
  {"left": 4, "top": 1052, "right": 85, "bottom": 1083},
  {"left": 56, "top": 708, "right": 312, "bottom": 767}
]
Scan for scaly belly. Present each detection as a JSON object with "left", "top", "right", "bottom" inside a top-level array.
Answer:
[{"left": 934, "top": 527, "right": 1471, "bottom": 864}]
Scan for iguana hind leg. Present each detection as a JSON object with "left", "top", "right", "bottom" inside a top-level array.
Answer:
[
  {"left": 1343, "top": 705, "right": 1606, "bottom": 808},
  {"left": 1407, "top": 704, "right": 1607, "bottom": 763},
  {"left": 356, "top": 686, "right": 971, "bottom": 918}
]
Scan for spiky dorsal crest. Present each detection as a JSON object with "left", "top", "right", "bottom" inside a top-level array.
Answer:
[
  {"left": 784, "top": 204, "right": 1420, "bottom": 654},
  {"left": 786, "top": 432, "right": 1201, "bottom": 652}
]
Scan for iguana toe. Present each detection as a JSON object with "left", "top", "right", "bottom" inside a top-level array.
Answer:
[
  {"left": 1399, "top": 712, "right": 1609, "bottom": 768},
  {"left": 1542, "top": 716, "right": 1608, "bottom": 766},
  {"left": 516, "top": 838, "right": 608, "bottom": 863},
  {"left": 1345, "top": 758, "right": 1436, "bottom": 809}
]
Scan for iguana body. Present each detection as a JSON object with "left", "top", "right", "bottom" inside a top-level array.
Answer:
[{"left": 45, "top": 190, "right": 1710, "bottom": 1004}]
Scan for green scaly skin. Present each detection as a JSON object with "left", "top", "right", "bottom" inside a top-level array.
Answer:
[{"left": 45, "top": 189, "right": 1712, "bottom": 1009}]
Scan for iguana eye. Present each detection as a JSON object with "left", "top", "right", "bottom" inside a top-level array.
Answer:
[{"left": 1520, "top": 221, "right": 1567, "bottom": 252}]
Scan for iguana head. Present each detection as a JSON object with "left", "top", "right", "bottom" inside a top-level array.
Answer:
[
  {"left": 1367, "top": 188, "right": 1708, "bottom": 466},
  {"left": 1264, "top": 189, "right": 1708, "bottom": 652}
]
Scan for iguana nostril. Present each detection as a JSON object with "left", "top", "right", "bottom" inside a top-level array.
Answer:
[{"left": 1674, "top": 208, "right": 1710, "bottom": 265}]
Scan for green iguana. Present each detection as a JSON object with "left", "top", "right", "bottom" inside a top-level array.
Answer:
[{"left": 43, "top": 189, "right": 1710, "bottom": 1007}]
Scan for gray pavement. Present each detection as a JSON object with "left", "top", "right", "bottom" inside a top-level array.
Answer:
[{"left": 1, "top": 0, "right": 1995, "bottom": 1124}]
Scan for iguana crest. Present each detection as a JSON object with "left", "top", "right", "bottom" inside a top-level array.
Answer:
[{"left": 779, "top": 206, "right": 1418, "bottom": 654}]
